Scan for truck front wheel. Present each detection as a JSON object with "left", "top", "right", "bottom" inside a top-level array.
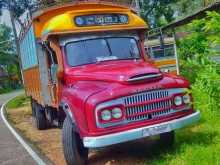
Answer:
[
  {"left": 62, "top": 117, "right": 88, "bottom": 165},
  {"left": 159, "top": 131, "right": 175, "bottom": 147}
]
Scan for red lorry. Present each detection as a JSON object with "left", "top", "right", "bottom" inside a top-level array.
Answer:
[{"left": 19, "top": 2, "right": 200, "bottom": 164}]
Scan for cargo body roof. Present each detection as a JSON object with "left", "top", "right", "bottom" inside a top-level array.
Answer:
[{"left": 29, "top": 2, "right": 147, "bottom": 40}]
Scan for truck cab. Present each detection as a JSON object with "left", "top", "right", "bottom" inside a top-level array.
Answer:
[{"left": 19, "top": 2, "right": 200, "bottom": 165}]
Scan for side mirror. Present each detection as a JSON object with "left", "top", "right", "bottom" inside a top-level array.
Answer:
[{"left": 147, "top": 58, "right": 155, "bottom": 64}]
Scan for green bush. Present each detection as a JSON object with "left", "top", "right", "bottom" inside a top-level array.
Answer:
[
  {"left": 0, "top": 87, "right": 13, "bottom": 94},
  {"left": 179, "top": 59, "right": 204, "bottom": 84},
  {"left": 192, "top": 64, "right": 220, "bottom": 113},
  {"left": 178, "top": 11, "right": 220, "bottom": 115},
  {"left": 178, "top": 12, "right": 220, "bottom": 78}
]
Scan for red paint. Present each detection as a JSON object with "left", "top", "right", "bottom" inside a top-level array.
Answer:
[{"left": 59, "top": 32, "right": 194, "bottom": 138}]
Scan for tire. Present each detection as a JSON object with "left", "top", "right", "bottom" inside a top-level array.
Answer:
[
  {"left": 31, "top": 98, "right": 36, "bottom": 117},
  {"left": 62, "top": 117, "right": 88, "bottom": 165},
  {"left": 34, "top": 103, "right": 47, "bottom": 130},
  {"left": 159, "top": 131, "right": 175, "bottom": 147}
]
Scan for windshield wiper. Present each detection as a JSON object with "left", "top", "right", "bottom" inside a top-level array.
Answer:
[{"left": 104, "top": 38, "right": 112, "bottom": 56}]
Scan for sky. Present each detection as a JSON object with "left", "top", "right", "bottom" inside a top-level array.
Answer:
[
  {"left": 0, "top": 9, "right": 26, "bottom": 35},
  {"left": 0, "top": 9, "right": 11, "bottom": 27}
]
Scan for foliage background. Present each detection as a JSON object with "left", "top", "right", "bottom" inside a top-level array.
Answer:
[
  {"left": 0, "top": 24, "right": 20, "bottom": 93},
  {"left": 178, "top": 11, "right": 220, "bottom": 113}
]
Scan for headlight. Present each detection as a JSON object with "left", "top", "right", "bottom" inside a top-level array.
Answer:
[
  {"left": 112, "top": 107, "right": 122, "bottom": 119},
  {"left": 101, "top": 110, "right": 111, "bottom": 121},
  {"left": 183, "top": 94, "right": 190, "bottom": 104},
  {"left": 174, "top": 96, "right": 182, "bottom": 106}
]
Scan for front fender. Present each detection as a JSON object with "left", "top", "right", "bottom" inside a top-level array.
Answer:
[
  {"left": 60, "top": 101, "right": 79, "bottom": 132},
  {"left": 60, "top": 83, "right": 107, "bottom": 137},
  {"left": 60, "top": 96, "right": 88, "bottom": 137}
]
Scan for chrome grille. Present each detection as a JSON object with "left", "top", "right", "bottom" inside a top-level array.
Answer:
[{"left": 124, "top": 90, "right": 173, "bottom": 122}]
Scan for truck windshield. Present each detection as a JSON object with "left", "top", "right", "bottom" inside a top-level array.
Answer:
[{"left": 65, "top": 37, "right": 140, "bottom": 67}]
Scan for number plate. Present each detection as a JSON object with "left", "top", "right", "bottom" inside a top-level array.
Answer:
[{"left": 143, "top": 124, "right": 171, "bottom": 137}]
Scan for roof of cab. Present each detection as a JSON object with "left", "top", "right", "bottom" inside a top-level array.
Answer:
[{"left": 32, "top": 2, "right": 148, "bottom": 40}]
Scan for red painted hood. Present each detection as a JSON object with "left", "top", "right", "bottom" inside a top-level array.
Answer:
[{"left": 65, "top": 60, "right": 161, "bottom": 84}]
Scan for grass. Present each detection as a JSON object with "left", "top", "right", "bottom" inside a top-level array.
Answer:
[
  {"left": 6, "top": 95, "right": 30, "bottom": 109},
  {"left": 148, "top": 112, "right": 220, "bottom": 165},
  {"left": 5, "top": 94, "right": 220, "bottom": 165},
  {"left": 149, "top": 85, "right": 220, "bottom": 165}
]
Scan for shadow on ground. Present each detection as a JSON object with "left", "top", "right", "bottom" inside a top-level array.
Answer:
[{"left": 89, "top": 126, "right": 218, "bottom": 165}]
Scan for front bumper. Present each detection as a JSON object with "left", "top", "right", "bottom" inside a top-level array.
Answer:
[{"left": 83, "top": 111, "right": 200, "bottom": 148}]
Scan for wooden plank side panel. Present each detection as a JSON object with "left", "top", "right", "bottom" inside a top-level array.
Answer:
[
  {"left": 154, "top": 59, "right": 178, "bottom": 75},
  {"left": 154, "top": 59, "right": 176, "bottom": 66},
  {"left": 23, "top": 66, "right": 43, "bottom": 105}
]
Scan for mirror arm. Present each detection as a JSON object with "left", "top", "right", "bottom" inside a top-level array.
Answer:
[{"left": 42, "top": 41, "right": 55, "bottom": 64}]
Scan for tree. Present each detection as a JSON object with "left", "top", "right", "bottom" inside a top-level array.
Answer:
[
  {"left": 0, "top": 24, "right": 18, "bottom": 66},
  {"left": 173, "top": 0, "right": 204, "bottom": 18},
  {"left": 140, "top": 0, "right": 178, "bottom": 28},
  {"left": 0, "top": 24, "right": 20, "bottom": 90},
  {"left": 0, "top": 0, "right": 58, "bottom": 85},
  {"left": 0, "top": 0, "right": 35, "bottom": 86},
  {"left": 0, "top": 0, "right": 33, "bottom": 29},
  {"left": 139, "top": 0, "right": 208, "bottom": 28}
]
